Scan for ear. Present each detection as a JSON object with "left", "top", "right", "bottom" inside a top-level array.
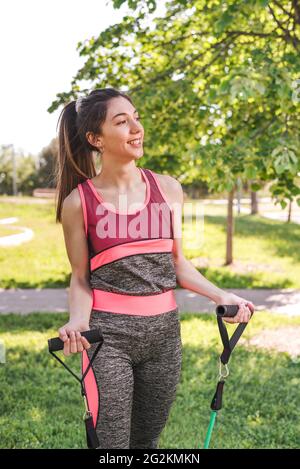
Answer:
[{"left": 86, "top": 131, "right": 102, "bottom": 148}]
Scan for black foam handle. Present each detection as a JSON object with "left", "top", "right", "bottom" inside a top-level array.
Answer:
[
  {"left": 211, "top": 380, "right": 225, "bottom": 411},
  {"left": 215, "top": 304, "right": 239, "bottom": 317},
  {"left": 48, "top": 329, "right": 103, "bottom": 353}
]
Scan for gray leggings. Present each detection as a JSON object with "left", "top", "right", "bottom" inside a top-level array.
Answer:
[{"left": 85, "top": 308, "right": 182, "bottom": 449}]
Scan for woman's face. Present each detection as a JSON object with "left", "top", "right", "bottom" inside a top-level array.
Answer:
[{"left": 89, "top": 96, "right": 144, "bottom": 161}]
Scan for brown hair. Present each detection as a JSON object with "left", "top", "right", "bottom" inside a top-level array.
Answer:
[{"left": 54, "top": 87, "right": 134, "bottom": 223}]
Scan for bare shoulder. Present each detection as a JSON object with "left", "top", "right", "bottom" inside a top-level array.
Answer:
[
  {"left": 152, "top": 172, "right": 183, "bottom": 205},
  {"left": 61, "top": 186, "right": 82, "bottom": 223}
]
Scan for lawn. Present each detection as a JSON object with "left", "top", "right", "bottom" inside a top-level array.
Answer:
[
  {"left": 183, "top": 202, "right": 300, "bottom": 288},
  {"left": 0, "top": 311, "right": 299, "bottom": 449},
  {"left": 1, "top": 196, "right": 299, "bottom": 289},
  {"left": 0, "top": 199, "right": 70, "bottom": 288}
]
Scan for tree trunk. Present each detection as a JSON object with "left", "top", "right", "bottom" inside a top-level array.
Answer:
[
  {"left": 236, "top": 177, "right": 242, "bottom": 215},
  {"left": 225, "top": 187, "right": 235, "bottom": 265},
  {"left": 287, "top": 199, "right": 292, "bottom": 223},
  {"left": 250, "top": 190, "right": 258, "bottom": 214}
]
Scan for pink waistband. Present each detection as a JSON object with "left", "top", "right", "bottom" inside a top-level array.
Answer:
[{"left": 91, "top": 288, "right": 177, "bottom": 316}]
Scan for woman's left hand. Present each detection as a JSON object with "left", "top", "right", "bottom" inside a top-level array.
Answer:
[{"left": 215, "top": 292, "right": 255, "bottom": 324}]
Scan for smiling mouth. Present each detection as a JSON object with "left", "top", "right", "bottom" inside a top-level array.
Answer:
[{"left": 127, "top": 138, "right": 142, "bottom": 146}]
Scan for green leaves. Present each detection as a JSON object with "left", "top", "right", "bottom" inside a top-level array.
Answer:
[
  {"left": 256, "top": 0, "right": 269, "bottom": 6},
  {"left": 220, "top": 67, "right": 268, "bottom": 103},
  {"left": 112, "top": 0, "right": 157, "bottom": 13},
  {"left": 272, "top": 145, "right": 299, "bottom": 176},
  {"left": 250, "top": 182, "right": 263, "bottom": 191},
  {"left": 214, "top": 11, "right": 234, "bottom": 33},
  {"left": 245, "top": 166, "right": 258, "bottom": 180}
]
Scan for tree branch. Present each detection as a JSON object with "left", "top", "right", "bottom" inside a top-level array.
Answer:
[
  {"left": 272, "top": 0, "right": 294, "bottom": 18},
  {"left": 268, "top": 3, "right": 291, "bottom": 33},
  {"left": 129, "top": 34, "right": 238, "bottom": 94},
  {"left": 226, "top": 29, "right": 283, "bottom": 38},
  {"left": 249, "top": 117, "right": 277, "bottom": 140},
  {"left": 292, "top": 0, "right": 300, "bottom": 24},
  {"left": 268, "top": 3, "right": 300, "bottom": 51}
]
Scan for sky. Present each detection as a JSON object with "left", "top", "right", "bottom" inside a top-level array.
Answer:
[{"left": 0, "top": 0, "right": 166, "bottom": 157}]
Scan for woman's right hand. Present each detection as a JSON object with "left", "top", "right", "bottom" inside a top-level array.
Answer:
[{"left": 58, "top": 319, "right": 91, "bottom": 356}]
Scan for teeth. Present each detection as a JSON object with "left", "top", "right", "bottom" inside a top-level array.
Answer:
[{"left": 128, "top": 139, "right": 141, "bottom": 144}]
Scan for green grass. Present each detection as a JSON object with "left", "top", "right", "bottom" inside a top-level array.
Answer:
[
  {"left": 0, "top": 226, "right": 22, "bottom": 237},
  {"left": 1, "top": 197, "right": 300, "bottom": 288},
  {"left": 182, "top": 203, "right": 300, "bottom": 288},
  {"left": 0, "top": 311, "right": 299, "bottom": 449},
  {"left": 0, "top": 199, "right": 70, "bottom": 288}
]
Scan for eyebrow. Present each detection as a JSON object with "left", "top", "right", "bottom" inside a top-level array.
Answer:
[{"left": 112, "top": 109, "right": 138, "bottom": 120}]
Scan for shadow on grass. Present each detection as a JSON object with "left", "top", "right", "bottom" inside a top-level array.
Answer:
[
  {"left": 0, "top": 312, "right": 69, "bottom": 333},
  {"left": 190, "top": 267, "right": 292, "bottom": 289},
  {"left": 0, "top": 274, "right": 71, "bottom": 289},
  {"left": 207, "top": 213, "right": 300, "bottom": 263}
]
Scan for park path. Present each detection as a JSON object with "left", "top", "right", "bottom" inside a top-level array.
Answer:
[{"left": 0, "top": 287, "right": 299, "bottom": 316}]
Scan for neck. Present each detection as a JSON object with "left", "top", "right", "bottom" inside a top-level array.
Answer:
[{"left": 96, "top": 161, "right": 142, "bottom": 191}]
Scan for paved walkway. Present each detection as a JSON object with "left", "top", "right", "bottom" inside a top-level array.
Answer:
[
  {"left": 0, "top": 288, "right": 299, "bottom": 316},
  {"left": 0, "top": 217, "right": 34, "bottom": 247}
]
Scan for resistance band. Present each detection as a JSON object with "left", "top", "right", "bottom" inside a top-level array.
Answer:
[
  {"left": 203, "top": 304, "right": 252, "bottom": 449},
  {"left": 48, "top": 329, "right": 104, "bottom": 449}
]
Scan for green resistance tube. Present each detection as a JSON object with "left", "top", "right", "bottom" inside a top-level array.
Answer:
[{"left": 203, "top": 410, "right": 217, "bottom": 449}]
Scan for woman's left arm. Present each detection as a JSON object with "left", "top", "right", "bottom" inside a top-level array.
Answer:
[{"left": 163, "top": 175, "right": 255, "bottom": 324}]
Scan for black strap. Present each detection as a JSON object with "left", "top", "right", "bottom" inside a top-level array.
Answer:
[
  {"left": 217, "top": 315, "right": 248, "bottom": 365},
  {"left": 50, "top": 341, "right": 103, "bottom": 449},
  {"left": 50, "top": 341, "right": 102, "bottom": 387},
  {"left": 211, "top": 313, "right": 252, "bottom": 412}
]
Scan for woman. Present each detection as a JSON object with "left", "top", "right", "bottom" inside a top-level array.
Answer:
[{"left": 55, "top": 87, "right": 254, "bottom": 449}]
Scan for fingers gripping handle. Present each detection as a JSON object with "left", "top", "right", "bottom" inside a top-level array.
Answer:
[{"left": 48, "top": 329, "right": 104, "bottom": 353}]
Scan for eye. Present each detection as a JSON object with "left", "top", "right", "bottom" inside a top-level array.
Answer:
[{"left": 117, "top": 116, "right": 142, "bottom": 125}]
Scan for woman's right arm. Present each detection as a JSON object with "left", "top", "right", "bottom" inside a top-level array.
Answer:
[{"left": 58, "top": 187, "right": 93, "bottom": 356}]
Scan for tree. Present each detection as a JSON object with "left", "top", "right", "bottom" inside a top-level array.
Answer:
[
  {"left": 36, "top": 138, "right": 58, "bottom": 188},
  {"left": 48, "top": 0, "right": 300, "bottom": 264},
  {"left": 0, "top": 145, "right": 40, "bottom": 195}
]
